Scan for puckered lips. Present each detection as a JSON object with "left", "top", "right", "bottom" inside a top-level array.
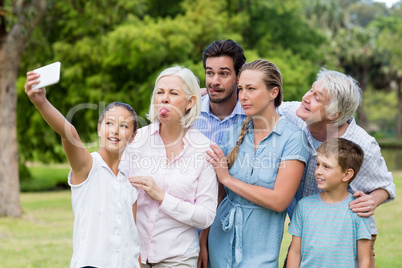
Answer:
[{"left": 159, "top": 107, "right": 170, "bottom": 116}]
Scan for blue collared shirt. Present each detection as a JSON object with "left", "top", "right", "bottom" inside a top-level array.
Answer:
[
  {"left": 193, "top": 95, "right": 246, "bottom": 144},
  {"left": 208, "top": 117, "right": 309, "bottom": 267}
]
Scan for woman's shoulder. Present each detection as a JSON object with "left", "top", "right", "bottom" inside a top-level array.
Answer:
[
  {"left": 131, "top": 124, "right": 154, "bottom": 146},
  {"left": 136, "top": 124, "right": 153, "bottom": 135},
  {"left": 69, "top": 152, "right": 98, "bottom": 187},
  {"left": 90, "top": 151, "right": 101, "bottom": 165},
  {"left": 220, "top": 122, "right": 244, "bottom": 142},
  {"left": 231, "top": 121, "right": 244, "bottom": 132},
  {"left": 277, "top": 116, "right": 307, "bottom": 140},
  {"left": 222, "top": 122, "right": 244, "bottom": 140},
  {"left": 280, "top": 116, "right": 303, "bottom": 131}
]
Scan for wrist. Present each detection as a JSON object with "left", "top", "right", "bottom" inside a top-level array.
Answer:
[
  {"left": 157, "top": 191, "right": 165, "bottom": 204},
  {"left": 219, "top": 174, "right": 232, "bottom": 186},
  {"left": 369, "top": 188, "right": 389, "bottom": 208},
  {"left": 34, "top": 98, "right": 47, "bottom": 108}
]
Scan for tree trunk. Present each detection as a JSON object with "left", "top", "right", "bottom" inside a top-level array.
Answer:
[
  {"left": 0, "top": 0, "right": 47, "bottom": 217},
  {"left": 0, "top": 58, "right": 21, "bottom": 217},
  {"left": 397, "top": 80, "right": 402, "bottom": 140}
]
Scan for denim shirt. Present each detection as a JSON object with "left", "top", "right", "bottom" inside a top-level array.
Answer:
[
  {"left": 208, "top": 116, "right": 310, "bottom": 268},
  {"left": 221, "top": 117, "right": 309, "bottom": 200}
]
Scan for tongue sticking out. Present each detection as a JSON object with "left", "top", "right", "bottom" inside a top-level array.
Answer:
[{"left": 159, "top": 108, "right": 170, "bottom": 116}]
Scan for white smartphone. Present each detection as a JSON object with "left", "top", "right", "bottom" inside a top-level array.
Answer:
[{"left": 31, "top": 62, "right": 61, "bottom": 89}]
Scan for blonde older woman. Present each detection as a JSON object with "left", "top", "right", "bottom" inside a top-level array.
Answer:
[{"left": 122, "top": 66, "right": 218, "bottom": 268}]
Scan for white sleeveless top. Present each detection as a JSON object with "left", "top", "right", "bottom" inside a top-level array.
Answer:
[{"left": 68, "top": 152, "right": 140, "bottom": 268}]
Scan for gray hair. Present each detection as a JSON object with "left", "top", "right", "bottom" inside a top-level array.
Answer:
[
  {"left": 316, "top": 68, "right": 362, "bottom": 126},
  {"left": 147, "top": 66, "right": 201, "bottom": 128}
]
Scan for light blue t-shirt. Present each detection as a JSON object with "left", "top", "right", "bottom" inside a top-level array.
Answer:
[
  {"left": 288, "top": 193, "right": 371, "bottom": 268},
  {"left": 208, "top": 117, "right": 309, "bottom": 268}
]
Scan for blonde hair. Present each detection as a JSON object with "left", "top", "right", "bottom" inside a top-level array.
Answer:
[
  {"left": 227, "top": 59, "right": 282, "bottom": 168},
  {"left": 227, "top": 118, "right": 252, "bottom": 168},
  {"left": 147, "top": 66, "right": 201, "bottom": 128}
]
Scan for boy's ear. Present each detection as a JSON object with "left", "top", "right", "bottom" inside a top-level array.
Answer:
[{"left": 342, "top": 168, "right": 354, "bottom": 183}]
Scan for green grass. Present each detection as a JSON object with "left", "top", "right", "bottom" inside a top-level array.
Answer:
[
  {"left": 1, "top": 166, "right": 400, "bottom": 267},
  {"left": 20, "top": 165, "right": 70, "bottom": 192},
  {"left": 0, "top": 191, "right": 73, "bottom": 267}
]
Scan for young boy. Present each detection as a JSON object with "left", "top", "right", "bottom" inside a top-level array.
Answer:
[{"left": 287, "top": 138, "right": 371, "bottom": 268}]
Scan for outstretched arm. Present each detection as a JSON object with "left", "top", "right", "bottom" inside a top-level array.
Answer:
[{"left": 25, "top": 71, "right": 92, "bottom": 184}]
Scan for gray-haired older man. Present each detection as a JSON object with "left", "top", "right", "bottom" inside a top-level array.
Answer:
[{"left": 279, "top": 68, "right": 395, "bottom": 268}]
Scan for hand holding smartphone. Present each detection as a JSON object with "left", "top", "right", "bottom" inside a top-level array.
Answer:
[{"left": 31, "top": 62, "right": 61, "bottom": 89}]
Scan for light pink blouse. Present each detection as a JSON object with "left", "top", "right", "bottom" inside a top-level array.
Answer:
[{"left": 121, "top": 122, "right": 218, "bottom": 263}]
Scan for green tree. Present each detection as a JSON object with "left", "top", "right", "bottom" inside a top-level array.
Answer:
[
  {"left": 0, "top": 0, "right": 47, "bottom": 217},
  {"left": 344, "top": 1, "right": 389, "bottom": 27},
  {"left": 331, "top": 26, "right": 384, "bottom": 130},
  {"left": 16, "top": 0, "right": 327, "bottom": 167},
  {"left": 374, "top": 16, "right": 402, "bottom": 139},
  {"left": 240, "top": 0, "right": 326, "bottom": 62},
  {"left": 18, "top": 0, "right": 155, "bottom": 162},
  {"left": 303, "top": 0, "right": 345, "bottom": 34},
  {"left": 18, "top": 0, "right": 235, "bottom": 162}
]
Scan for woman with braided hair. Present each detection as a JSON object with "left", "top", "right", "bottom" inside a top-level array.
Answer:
[{"left": 200, "top": 59, "right": 310, "bottom": 267}]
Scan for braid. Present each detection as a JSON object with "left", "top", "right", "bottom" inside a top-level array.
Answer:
[{"left": 227, "top": 117, "right": 252, "bottom": 169}]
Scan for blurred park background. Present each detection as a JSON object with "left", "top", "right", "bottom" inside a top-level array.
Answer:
[{"left": 0, "top": 0, "right": 401, "bottom": 267}]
